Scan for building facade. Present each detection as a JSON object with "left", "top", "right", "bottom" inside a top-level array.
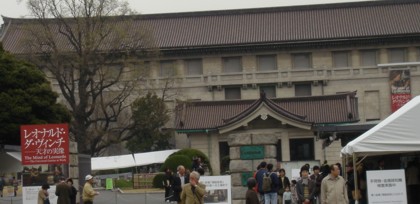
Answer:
[{"left": 1, "top": 0, "right": 420, "bottom": 189}]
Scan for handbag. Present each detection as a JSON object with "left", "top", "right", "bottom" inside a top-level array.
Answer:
[{"left": 352, "top": 189, "right": 362, "bottom": 200}]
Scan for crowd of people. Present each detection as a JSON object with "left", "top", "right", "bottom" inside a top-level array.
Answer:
[
  {"left": 163, "top": 165, "right": 207, "bottom": 204},
  {"left": 246, "top": 161, "right": 364, "bottom": 204}
]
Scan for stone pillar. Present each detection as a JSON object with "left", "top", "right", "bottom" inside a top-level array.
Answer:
[
  {"left": 228, "top": 133, "right": 278, "bottom": 204},
  {"left": 69, "top": 141, "right": 80, "bottom": 204}
]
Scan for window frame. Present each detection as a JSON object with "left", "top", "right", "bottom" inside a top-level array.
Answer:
[
  {"left": 257, "top": 55, "right": 277, "bottom": 71},
  {"left": 224, "top": 87, "right": 241, "bottom": 100},
  {"left": 332, "top": 51, "right": 351, "bottom": 68},
  {"left": 185, "top": 58, "right": 203, "bottom": 76},
  {"left": 222, "top": 57, "right": 242, "bottom": 73},
  {"left": 292, "top": 53, "right": 312, "bottom": 69},
  {"left": 289, "top": 138, "right": 315, "bottom": 161}
]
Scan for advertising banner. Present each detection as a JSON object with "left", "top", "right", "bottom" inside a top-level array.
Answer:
[
  {"left": 20, "top": 124, "right": 69, "bottom": 165},
  {"left": 390, "top": 70, "right": 411, "bottom": 112},
  {"left": 366, "top": 169, "right": 407, "bottom": 204},
  {"left": 200, "top": 175, "right": 232, "bottom": 204}
]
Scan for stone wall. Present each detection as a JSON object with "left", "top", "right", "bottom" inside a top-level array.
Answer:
[{"left": 228, "top": 133, "right": 278, "bottom": 204}]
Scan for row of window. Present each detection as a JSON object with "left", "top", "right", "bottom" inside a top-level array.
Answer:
[
  {"left": 160, "top": 48, "right": 412, "bottom": 76},
  {"left": 225, "top": 83, "right": 311, "bottom": 99},
  {"left": 219, "top": 138, "right": 314, "bottom": 166}
]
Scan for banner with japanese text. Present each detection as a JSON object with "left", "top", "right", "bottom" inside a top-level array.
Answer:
[
  {"left": 389, "top": 70, "right": 411, "bottom": 112},
  {"left": 200, "top": 175, "right": 232, "bottom": 204},
  {"left": 20, "top": 124, "right": 69, "bottom": 165}
]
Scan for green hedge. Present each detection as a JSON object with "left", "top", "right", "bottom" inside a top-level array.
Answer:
[
  {"left": 115, "top": 179, "right": 133, "bottom": 189},
  {"left": 160, "top": 154, "right": 191, "bottom": 173},
  {"left": 152, "top": 173, "right": 166, "bottom": 188},
  {"left": 160, "top": 148, "right": 213, "bottom": 175}
]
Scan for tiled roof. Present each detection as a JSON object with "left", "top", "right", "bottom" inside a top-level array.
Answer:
[
  {"left": 175, "top": 92, "right": 359, "bottom": 131},
  {"left": 2, "top": 1, "right": 420, "bottom": 54}
]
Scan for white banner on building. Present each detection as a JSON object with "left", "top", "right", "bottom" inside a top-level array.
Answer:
[
  {"left": 23, "top": 186, "right": 57, "bottom": 204},
  {"left": 200, "top": 175, "right": 232, "bottom": 204},
  {"left": 366, "top": 169, "right": 407, "bottom": 204}
]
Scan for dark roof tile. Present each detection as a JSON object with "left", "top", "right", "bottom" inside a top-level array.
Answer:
[
  {"left": 2, "top": 1, "right": 420, "bottom": 54},
  {"left": 175, "top": 92, "right": 359, "bottom": 131}
]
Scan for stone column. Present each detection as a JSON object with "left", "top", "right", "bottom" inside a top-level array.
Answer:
[
  {"left": 228, "top": 133, "right": 278, "bottom": 204},
  {"left": 69, "top": 141, "right": 80, "bottom": 204}
]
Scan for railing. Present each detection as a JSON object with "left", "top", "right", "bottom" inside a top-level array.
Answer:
[{"left": 147, "top": 64, "right": 420, "bottom": 88}]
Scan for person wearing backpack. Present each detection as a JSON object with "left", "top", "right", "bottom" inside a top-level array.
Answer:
[
  {"left": 255, "top": 162, "right": 268, "bottom": 204},
  {"left": 263, "top": 163, "right": 279, "bottom": 204}
]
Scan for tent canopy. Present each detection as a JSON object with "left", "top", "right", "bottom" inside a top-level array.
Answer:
[
  {"left": 91, "top": 149, "right": 179, "bottom": 171},
  {"left": 341, "top": 95, "right": 420, "bottom": 157}
]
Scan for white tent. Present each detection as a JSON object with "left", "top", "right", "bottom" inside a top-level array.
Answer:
[
  {"left": 91, "top": 154, "right": 136, "bottom": 171},
  {"left": 133, "top": 149, "right": 180, "bottom": 166},
  {"left": 91, "top": 149, "right": 180, "bottom": 171},
  {"left": 341, "top": 95, "right": 420, "bottom": 157}
]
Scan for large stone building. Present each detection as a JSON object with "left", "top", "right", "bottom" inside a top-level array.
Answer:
[{"left": 1, "top": 0, "right": 420, "bottom": 198}]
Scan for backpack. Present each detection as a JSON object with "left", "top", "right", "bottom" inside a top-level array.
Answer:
[{"left": 262, "top": 172, "right": 273, "bottom": 192}]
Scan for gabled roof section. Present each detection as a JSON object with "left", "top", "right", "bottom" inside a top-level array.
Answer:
[
  {"left": 2, "top": 1, "right": 420, "bottom": 54},
  {"left": 175, "top": 91, "right": 359, "bottom": 132}
]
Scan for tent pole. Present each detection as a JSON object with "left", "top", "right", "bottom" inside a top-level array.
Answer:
[{"left": 353, "top": 153, "right": 359, "bottom": 204}]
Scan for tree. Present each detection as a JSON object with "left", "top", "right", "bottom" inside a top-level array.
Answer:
[
  {"left": 0, "top": 44, "right": 71, "bottom": 145},
  {"left": 126, "top": 92, "right": 172, "bottom": 153},
  {"left": 21, "top": 0, "right": 157, "bottom": 155}
]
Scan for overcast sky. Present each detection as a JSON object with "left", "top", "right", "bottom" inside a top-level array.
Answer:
[{"left": 1, "top": 0, "right": 372, "bottom": 25}]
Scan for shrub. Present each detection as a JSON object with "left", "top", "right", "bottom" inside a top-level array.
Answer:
[
  {"left": 115, "top": 179, "right": 133, "bottom": 189},
  {"left": 152, "top": 173, "right": 166, "bottom": 188},
  {"left": 163, "top": 148, "right": 213, "bottom": 175},
  {"left": 160, "top": 155, "right": 192, "bottom": 173}
]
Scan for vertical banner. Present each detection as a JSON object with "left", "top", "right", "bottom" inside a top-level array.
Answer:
[
  {"left": 389, "top": 70, "right": 411, "bottom": 112},
  {"left": 20, "top": 124, "right": 69, "bottom": 165}
]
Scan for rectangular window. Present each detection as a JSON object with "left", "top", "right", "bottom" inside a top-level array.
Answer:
[
  {"left": 292, "top": 53, "right": 312, "bottom": 69},
  {"left": 160, "top": 60, "right": 175, "bottom": 77},
  {"left": 258, "top": 55, "right": 277, "bottom": 71},
  {"left": 225, "top": 87, "right": 241, "bottom": 100},
  {"left": 289, "top": 138, "right": 314, "bottom": 161},
  {"left": 277, "top": 139, "right": 282, "bottom": 161},
  {"left": 388, "top": 48, "right": 406, "bottom": 63},
  {"left": 360, "top": 50, "right": 377, "bottom": 67},
  {"left": 223, "top": 57, "right": 242, "bottom": 73},
  {"left": 185, "top": 59, "right": 203, "bottom": 75},
  {"left": 259, "top": 85, "right": 276, "bottom": 98},
  {"left": 364, "top": 91, "right": 380, "bottom": 121},
  {"left": 295, "top": 83, "right": 312, "bottom": 96},
  {"left": 333, "top": 51, "right": 351, "bottom": 68},
  {"left": 219, "top": 142, "right": 229, "bottom": 174}
]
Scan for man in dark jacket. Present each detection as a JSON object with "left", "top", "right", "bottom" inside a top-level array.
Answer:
[
  {"left": 255, "top": 161, "right": 268, "bottom": 204},
  {"left": 55, "top": 177, "right": 71, "bottom": 204},
  {"left": 264, "top": 163, "right": 279, "bottom": 204}
]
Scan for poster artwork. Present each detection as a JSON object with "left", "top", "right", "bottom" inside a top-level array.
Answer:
[
  {"left": 20, "top": 124, "right": 69, "bottom": 165},
  {"left": 389, "top": 70, "right": 411, "bottom": 112}
]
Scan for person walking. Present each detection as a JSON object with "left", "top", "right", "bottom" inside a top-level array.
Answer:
[
  {"left": 296, "top": 166, "right": 316, "bottom": 204},
  {"left": 55, "top": 177, "right": 71, "bottom": 204},
  {"left": 12, "top": 176, "right": 18, "bottom": 197},
  {"left": 309, "top": 166, "right": 322, "bottom": 204},
  {"left": 278, "top": 168, "right": 291, "bottom": 204},
  {"left": 82, "top": 175, "right": 100, "bottom": 204},
  {"left": 66, "top": 178, "right": 78, "bottom": 204},
  {"left": 180, "top": 171, "right": 206, "bottom": 204},
  {"left": 255, "top": 161, "right": 268, "bottom": 204},
  {"left": 320, "top": 164, "right": 348, "bottom": 204},
  {"left": 38, "top": 184, "right": 50, "bottom": 204},
  {"left": 246, "top": 177, "right": 259, "bottom": 204},
  {"left": 0, "top": 175, "right": 4, "bottom": 197},
  {"left": 263, "top": 163, "right": 279, "bottom": 204}
]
